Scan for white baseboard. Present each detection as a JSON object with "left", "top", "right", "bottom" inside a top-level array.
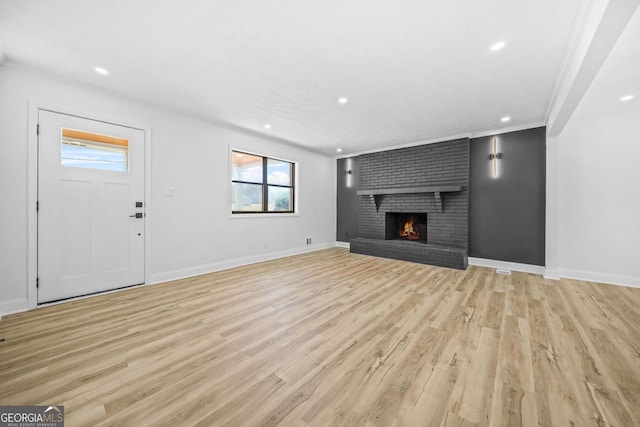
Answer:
[
  {"left": 150, "top": 242, "right": 337, "bottom": 284},
  {"left": 0, "top": 298, "right": 30, "bottom": 318},
  {"left": 335, "top": 241, "right": 350, "bottom": 249},
  {"left": 468, "top": 257, "right": 546, "bottom": 276},
  {"left": 558, "top": 268, "right": 640, "bottom": 289},
  {"left": 543, "top": 269, "right": 561, "bottom": 280},
  {"left": 1, "top": 244, "right": 340, "bottom": 316},
  {"left": 468, "top": 260, "right": 640, "bottom": 289}
]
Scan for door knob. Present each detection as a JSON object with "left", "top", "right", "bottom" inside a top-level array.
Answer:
[{"left": 129, "top": 213, "right": 144, "bottom": 218}]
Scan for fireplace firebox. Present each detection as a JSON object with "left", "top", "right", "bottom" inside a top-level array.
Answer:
[{"left": 385, "top": 213, "right": 427, "bottom": 243}]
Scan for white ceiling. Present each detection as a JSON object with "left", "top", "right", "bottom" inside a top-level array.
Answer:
[{"left": 0, "top": 0, "right": 588, "bottom": 155}]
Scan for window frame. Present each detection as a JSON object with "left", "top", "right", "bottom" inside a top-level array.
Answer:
[{"left": 230, "top": 149, "right": 297, "bottom": 215}]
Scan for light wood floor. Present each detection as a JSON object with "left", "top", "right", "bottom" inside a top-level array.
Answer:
[{"left": 1, "top": 248, "right": 640, "bottom": 426}]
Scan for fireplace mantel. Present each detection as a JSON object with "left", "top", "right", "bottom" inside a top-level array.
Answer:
[{"left": 357, "top": 185, "right": 461, "bottom": 213}]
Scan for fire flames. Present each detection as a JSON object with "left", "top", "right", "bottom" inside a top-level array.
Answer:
[{"left": 399, "top": 217, "right": 420, "bottom": 240}]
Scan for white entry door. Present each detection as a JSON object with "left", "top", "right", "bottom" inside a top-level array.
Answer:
[{"left": 37, "top": 110, "right": 146, "bottom": 303}]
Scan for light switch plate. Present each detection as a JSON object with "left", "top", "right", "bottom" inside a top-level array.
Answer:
[{"left": 162, "top": 186, "right": 174, "bottom": 197}]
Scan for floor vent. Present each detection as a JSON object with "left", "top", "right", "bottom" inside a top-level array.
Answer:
[{"left": 496, "top": 268, "right": 512, "bottom": 275}]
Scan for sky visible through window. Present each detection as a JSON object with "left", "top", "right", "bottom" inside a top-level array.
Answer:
[
  {"left": 233, "top": 161, "right": 290, "bottom": 185},
  {"left": 61, "top": 142, "right": 128, "bottom": 172}
]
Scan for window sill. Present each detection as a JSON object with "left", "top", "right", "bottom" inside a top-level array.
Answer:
[{"left": 229, "top": 212, "right": 300, "bottom": 219}]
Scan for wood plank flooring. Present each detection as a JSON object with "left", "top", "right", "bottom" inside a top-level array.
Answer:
[{"left": 1, "top": 247, "right": 640, "bottom": 426}]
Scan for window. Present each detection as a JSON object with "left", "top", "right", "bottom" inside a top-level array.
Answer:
[
  {"left": 61, "top": 128, "right": 129, "bottom": 172},
  {"left": 231, "top": 150, "right": 295, "bottom": 213}
]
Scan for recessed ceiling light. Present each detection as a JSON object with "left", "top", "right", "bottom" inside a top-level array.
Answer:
[
  {"left": 336, "top": 148, "right": 343, "bottom": 153},
  {"left": 490, "top": 42, "right": 506, "bottom": 52},
  {"left": 338, "top": 97, "right": 348, "bottom": 104},
  {"left": 620, "top": 95, "right": 635, "bottom": 102},
  {"left": 263, "top": 124, "right": 271, "bottom": 129},
  {"left": 501, "top": 116, "right": 511, "bottom": 122},
  {"left": 94, "top": 66, "right": 109, "bottom": 75}
]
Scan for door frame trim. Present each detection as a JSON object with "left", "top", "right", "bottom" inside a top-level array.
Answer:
[{"left": 27, "top": 102, "right": 152, "bottom": 309}]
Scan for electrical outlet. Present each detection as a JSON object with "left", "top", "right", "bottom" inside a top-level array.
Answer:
[{"left": 306, "top": 237, "right": 312, "bottom": 245}]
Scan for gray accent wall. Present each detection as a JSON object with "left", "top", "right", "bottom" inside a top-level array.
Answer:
[
  {"left": 336, "top": 157, "right": 360, "bottom": 242},
  {"left": 336, "top": 127, "right": 546, "bottom": 266},
  {"left": 469, "top": 127, "right": 546, "bottom": 265}
]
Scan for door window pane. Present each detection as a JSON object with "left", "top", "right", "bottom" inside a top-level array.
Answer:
[
  {"left": 61, "top": 128, "right": 129, "bottom": 172},
  {"left": 232, "top": 182, "right": 263, "bottom": 212}
]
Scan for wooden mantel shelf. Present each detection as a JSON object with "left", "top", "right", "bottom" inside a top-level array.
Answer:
[{"left": 356, "top": 185, "right": 462, "bottom": 213}]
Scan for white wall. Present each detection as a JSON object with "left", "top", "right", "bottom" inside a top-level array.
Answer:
[
  {"left": 554, "top": 100, "right": 640, "bottom": 287},
  {"left": 0, "top": 64, "right": 337, "bottom": 315},
  {"left": 544, "top": 1, "right": 640, "bottom": 288}
]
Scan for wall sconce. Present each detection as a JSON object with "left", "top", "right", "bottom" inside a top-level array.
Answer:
[
  {"left": 345, "top": 158, "right": 355, "bottom": 188},
  {"left": 488, "top": 136, "right": 502, "bottom": 177}
]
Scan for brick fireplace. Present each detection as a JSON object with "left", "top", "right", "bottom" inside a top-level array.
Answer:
[{"left": 350, "top": 138, "right": 469, "bottom": 269}]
